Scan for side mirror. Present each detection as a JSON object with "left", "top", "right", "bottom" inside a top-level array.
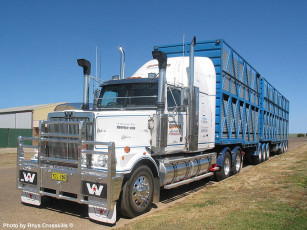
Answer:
[
  {"left": 181, "top": 88, "right": 189, "bottom": 107},
  {"left": 93, "top": 89, "right": 101, "bottom": 109}
]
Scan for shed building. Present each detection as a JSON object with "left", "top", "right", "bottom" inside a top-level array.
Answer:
[{"left": 0, "top": 103, "right": 65, "bottom": 147}]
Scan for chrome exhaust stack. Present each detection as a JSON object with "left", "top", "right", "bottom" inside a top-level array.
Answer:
[
  {"left": 152, "top": 50, "right": 168, "bottom": 150},
  {"left": 189, "top": 37, "right": 196, "bottom": 97},
  {"left": 187, "top": 37, "right": 199, "bottom": 151},
  {"left": 77, "top": 59, "right": 91, "bottom": 110},
  {"left": 119, "top": 46, "right": 125, "bottom": 79},
  {"left": 152, "top": 50, "right": 167, "bottom": 112}
]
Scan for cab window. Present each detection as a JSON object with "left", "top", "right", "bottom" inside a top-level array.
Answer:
[{"left": 167, "top": 86, "right": 181, "bottom": 111}]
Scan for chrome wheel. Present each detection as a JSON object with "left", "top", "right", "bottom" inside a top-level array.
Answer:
[
  {"left": 132, "top": 176, "right": 150, "bottom": 208},
  {"left": 232, "top": 149, "right": 242, "bottom": 175},
  {"left": 119, "top": 165, "right": 154, "bottom": 218},
  {"left": 235, "top": 154, "right": 241, "bottom": 172},
  {"left": 258, "top": 147, "right": 262, "bottom": 162},
  {"left": 266, "top": 144, "right": 270, "bottom": 160},
  {"left": 262, "top": 144, "right": 266, "bottom": 161},
  {"left": 224, "top": 157, "right": 230, "bottom": 176},
  {"left": 215, "top": 152, "right": 231, "bottom": 181}
]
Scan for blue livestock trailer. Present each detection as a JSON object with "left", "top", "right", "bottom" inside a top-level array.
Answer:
[{"left": 156, "top": 39, "right": 289, "bottom": 165}]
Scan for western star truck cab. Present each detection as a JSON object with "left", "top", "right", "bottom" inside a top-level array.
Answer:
[{"left": 17, "top": 38, "right": 289, "bottom": 224}]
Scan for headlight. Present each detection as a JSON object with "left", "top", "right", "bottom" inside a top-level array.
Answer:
[
  {"left": 81, "top": 153, "right": 87, "bottom": 167},
  {"left": 92, "top": 154, "right": 108, "bottom": 168},
  {"left": 97, "top": 155, "right": 108, "bottom": 167},
  {"left": 31, "top": 149, "right": 39, "bottom": 161}
]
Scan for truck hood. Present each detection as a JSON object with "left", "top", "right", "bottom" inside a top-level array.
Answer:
[{"left": 94, "top": 110, "right": 155, "bottom": 149}]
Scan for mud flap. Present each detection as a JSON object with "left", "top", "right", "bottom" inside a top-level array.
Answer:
[
  {"left": 88, "top": 204, "right": 116, "bottom": 224},
  {"left": 21, "top": 190, "right": 41, "bottom": 206},
  {"left": 153, "top": 177, "right": 160, "bottom": 204}
]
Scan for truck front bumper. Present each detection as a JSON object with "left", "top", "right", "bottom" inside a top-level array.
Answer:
[{"left": 17, "top": 133, "right": 123, "bottom": 224}]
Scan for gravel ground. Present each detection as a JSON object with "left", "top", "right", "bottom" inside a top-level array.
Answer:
[{"left": 0, "top": 137, "right": 306, "bottom": 230}]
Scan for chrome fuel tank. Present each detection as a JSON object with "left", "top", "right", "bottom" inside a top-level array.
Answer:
[{"left": 158, "top": 152, "right": 216, "bottom": 187}]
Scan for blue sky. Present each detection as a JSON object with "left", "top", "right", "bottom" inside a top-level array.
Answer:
[{"left": 0, "top": 0, "right": 306, "bottom": 133}]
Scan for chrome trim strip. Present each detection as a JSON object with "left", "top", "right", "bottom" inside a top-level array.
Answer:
[{"left": 164, "top": 172, "right": 213, "bottom": 189}]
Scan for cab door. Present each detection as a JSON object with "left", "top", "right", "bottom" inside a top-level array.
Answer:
[{"left": 166, "top": 86, "right": 186, "bottom": 151}]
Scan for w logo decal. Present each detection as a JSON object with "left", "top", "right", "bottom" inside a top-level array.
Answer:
[
  {"left": 19, "top": 171, "right": 37, "bottom": 184},
  {"left": 86, "top": 183, "right": 104, "bottom": 196},
  {"left": 83, "top": 181, "right": 107, "bottom": 198},
  {"left": 23, "top": 172, "right": 36, "bottom": 183}
]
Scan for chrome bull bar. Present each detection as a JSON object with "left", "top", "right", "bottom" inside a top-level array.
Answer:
[{"left": 17, "top": 120, "right": 123, "bottom": 211}]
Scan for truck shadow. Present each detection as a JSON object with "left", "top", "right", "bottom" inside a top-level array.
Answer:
[
  {"left": 42, "top": 198, "right": 89, "bottom": 219},
  {"left": 159, "top": 177, "right": 215, "bottom": 204}
]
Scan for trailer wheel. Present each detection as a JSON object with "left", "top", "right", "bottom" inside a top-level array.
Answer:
[
  {"left": 281, "top": 143, "right": 285, "bottom": 154},
  {"left": 285, "top": 142, "right": 288, "bottom": 152},
  {"left": 265, "top": 143, "right": 270, "bottom": 160},
  {"left": 215, "top": 152, "right": 231, "bottom": 181},
  {"left": 276, "top": 143, "right": 282, "bottom": 155},
  {"left": 283, "top": 142, "right": 286, "bottom": 153},
  {"left": 231, "top": 150, "right": 242, "bottom": 175},
  {"left": 253, "top": 145, "right": 262, "bottom": 165},
  {"left": 119, "top": 165, "right": 154, "bottom": 218}
]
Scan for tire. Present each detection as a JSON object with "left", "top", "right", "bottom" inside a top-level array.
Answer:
[
  {"left": 119, "top": 165, "right": 154, "bottom": 218},
  {"left": 231, "top": 150, "right": 242, "bottom": 175},
  {"left": 215, "top": 152, "right": 231, "bottom": 181},
  {"left": 277, "top": 143, "right": 282, "bottom": 155}
]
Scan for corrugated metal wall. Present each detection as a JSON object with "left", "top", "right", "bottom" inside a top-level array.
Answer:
[
  {"left": 0, "top": 113, "right": 16, "bottom": 128},
  {"left": 0, "top": 112, "right": 32, "bottom": 129}
]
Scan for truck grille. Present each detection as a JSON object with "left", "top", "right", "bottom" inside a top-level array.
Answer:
[{"left": 44, "top": 117, "right": 93, "bottom": 160}]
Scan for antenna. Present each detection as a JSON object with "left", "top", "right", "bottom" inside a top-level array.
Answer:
[
  {"left": 183, "top": 34, "right": 185, "bottom": 58},
  {"left": 182, "top": 34, "right": 185, "bottom": 83},
  {"left": 95, "top": 46, "right": 98, "bottom": 89},
  {"left": 99, "top": 54, "right": 102, "bottom": 79}
]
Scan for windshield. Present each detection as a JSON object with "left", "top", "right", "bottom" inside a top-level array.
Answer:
[{"left": 97, "top": 83, "right": 158, "bottom": 109}]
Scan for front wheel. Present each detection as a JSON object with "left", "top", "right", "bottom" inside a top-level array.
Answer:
[
  {"left": 215, "top": 152, "right": 231, "bottom": 181},
  {"left": 119, "top": 165, "right": 154, "bottom": 218}
]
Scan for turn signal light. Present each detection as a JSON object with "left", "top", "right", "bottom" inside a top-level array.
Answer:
[{"left": 124, "top": 146, "right": 130, "bottom": 153}]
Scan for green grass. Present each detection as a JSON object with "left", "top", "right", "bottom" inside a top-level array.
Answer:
[{"left": 118, "top": 145, "right": 307, "bottom": 230}]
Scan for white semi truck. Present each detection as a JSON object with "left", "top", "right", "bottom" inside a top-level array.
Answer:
[{"left": 17, "top": 38, "right": 289, "bottom": 224}]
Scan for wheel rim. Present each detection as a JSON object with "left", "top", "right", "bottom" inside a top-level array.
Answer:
[
  {"left": 258, "top": 148, "right": 262, "bottom": 161},
  {"left": 235, "top": 154, "right": 241, "bottom": 171},
  {"left": 266, "top": 146, "right": 270, "bottom": 159},
  {"left": 132, "top": 176, "right": 150, "bottom": 208},
  {"left": 224, "top": 157, "right": 230, "bottom": 175}
]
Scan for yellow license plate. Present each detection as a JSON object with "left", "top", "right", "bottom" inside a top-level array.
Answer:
[{"left": 51, "top": 173, "right": 67, "bottom": 181}]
